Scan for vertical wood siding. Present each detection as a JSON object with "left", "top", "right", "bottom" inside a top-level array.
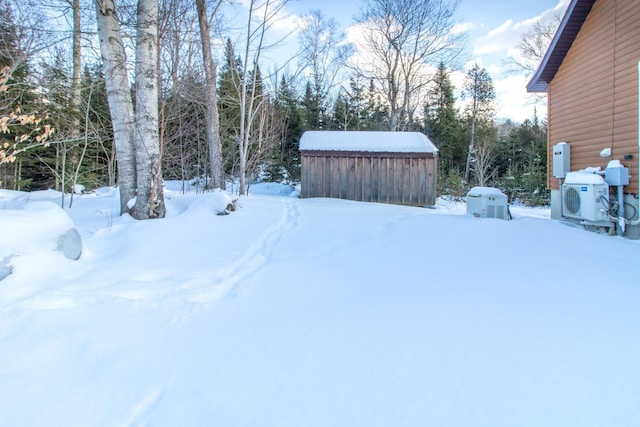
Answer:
[
  {"left": 547, "top": 0, "right": 639, "bottom": 193},
  {"left": 301, "top": 152, "right": 437, "bottom": 206}
]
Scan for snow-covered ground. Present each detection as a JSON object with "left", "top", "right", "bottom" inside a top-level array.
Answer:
[{"left": 1, "top": 182, "right": 639, "bottom": 426}]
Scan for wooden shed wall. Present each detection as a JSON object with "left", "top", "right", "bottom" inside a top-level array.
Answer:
[
  {"left": 301, "top": 151, "right": 437, "bottom": 206},
  {"left": 547, "top": 0, "right": 639, "bottom": 193}
]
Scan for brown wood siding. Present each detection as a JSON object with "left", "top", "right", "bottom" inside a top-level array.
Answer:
[
  {"left": 547, "top": 0, "right": 639, "bottom": 193},
  {"left": 301, "top": 152, "right": 437, "bottom": 206}
]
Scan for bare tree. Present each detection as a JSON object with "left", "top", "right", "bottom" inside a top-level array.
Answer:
[
  {"left": 195, "top": 0, "right": 224, "bottom": 189},
  {"left": 462, "top": 63, "right": 494, "bottom": 182},
  {"left": 297, "top": 9, "right": 349, "bottom": 121},
  {"left": 507, "top": 15, "right": 561, "bottom": 76},
  {"left": 352, "top": 0, "right": 464, "bottom": 131},
  {"left": 471, "top": 132, "right": 497, "bottom": 187},
  {"left": 236, "top": 0, "right": 289, "bottom": 196}
]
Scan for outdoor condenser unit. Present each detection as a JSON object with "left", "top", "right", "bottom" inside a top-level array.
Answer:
[
  {"left": 466, "top": 187, "right": 510, "bottom": 220},
  {"left": 562, "top": 172, "right": 609, "bottom": 222}
]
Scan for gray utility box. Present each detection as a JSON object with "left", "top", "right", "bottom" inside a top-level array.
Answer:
[
  {"left": 605, "top": 166, "right": 630, "bottom": 186},
  {"left": 552, "top": 142, "right": 570, "bottom": 178},
  {"left": 466, "top": 187, "right": 510, "bottom": 220}
]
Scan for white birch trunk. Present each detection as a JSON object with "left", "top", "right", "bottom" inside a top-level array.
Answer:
[
  {"left": 71, "top": 0, "right": 81, "bottom": 126},
  {"left": 132, "top": 0, "right": 165, "bottom": 219},
  {"left": 94, "top": 0, "right": 137, "bottom": 215},
  {"left": 237, "top": 1, "right": 253, "bottom": 196}
]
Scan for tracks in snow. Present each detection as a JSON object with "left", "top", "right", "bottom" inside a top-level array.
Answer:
[
  {"left": 187, "top": 198, "right": 300, "bottom": 304},
  {"left": 4, "top": 198, "right": 301, "bottom": 312}
]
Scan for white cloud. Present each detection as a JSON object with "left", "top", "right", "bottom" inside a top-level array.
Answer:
[
  {"left": 461, "top": 0, "right": 570, "bottom": 121},
  {"left": 235, "top": 0, "right": 303, "bottom": 35},
  {"left": 473, "top": 19, "right": 525, "bottom": 57},
  {"left": 493, "top": 74, "right": 546, "bottom": 121},
  {"left": 472, "top": 0, "right": 569, "bottom": 59},
  {"left": 452, "top": 22, "right": 476, "bottom": 35}
]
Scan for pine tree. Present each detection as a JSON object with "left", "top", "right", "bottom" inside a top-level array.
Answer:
[
  {"left": 218, "top": 38, "right": 242, "bottom": 176},
  {"left": 302, "top": 81, "right": 321, "bottom": 130},
  {"left": 361, "top": 79, "right": 389, "bottom": 131},
  {"left": 161, "top": 72, "right": 209, "bottom": 189},
  {"left": 426, "top": 63, "right": 464, "bottom": 174},
  {"left": 494, "top": 117, "right": 548, "bottom": 205},
  {"left": 273, "top": 75, "right": 303, "bottom": 180},
  {"left": 330, "top": 90, "right": 356, "bottom": 130},
  {"left": 81, "top": 64, "right": 115, "bottom": 188}
]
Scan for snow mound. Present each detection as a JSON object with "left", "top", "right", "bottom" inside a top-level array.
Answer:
[{"left": 0, "top": 201, "right": 82, "bottom": 280}]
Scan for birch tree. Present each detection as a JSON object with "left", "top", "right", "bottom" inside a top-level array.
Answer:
[
  {"left": 297, "top": 9, "right": 348, "bottom": 129},
  {"left": 131, "top": 0, "right": 164, "bottom": 219},
  {"left": 95, "top": 0, "right": 165, "bottom": 218},
  {"left": 69, "top": 0, "right": 82, "bottom": 124},
  {"left": 94, "top": 0, "right": 136, "bottom": 215}
]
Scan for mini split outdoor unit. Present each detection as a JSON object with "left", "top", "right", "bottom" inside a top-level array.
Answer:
[
  {"left": 562, "top": 172, "right": 609, "bottom": 222},
  {"left": 466, "top": 187, "right": 510, "bottom": 220}
]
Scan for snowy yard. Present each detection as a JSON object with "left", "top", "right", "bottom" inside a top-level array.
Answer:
[{"left": 1, "top": 182, "right": 639, "bottom": 426}]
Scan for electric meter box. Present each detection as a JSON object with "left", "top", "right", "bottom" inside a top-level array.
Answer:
[{"left": 553, "top": 142, "right": 570, "bottom": 178}]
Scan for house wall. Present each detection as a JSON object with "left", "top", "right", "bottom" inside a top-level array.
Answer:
[
  {"left": 547, "top": 0, "right": 639, "bottom": 194},
  {"left": 301, "top": 151, "right": 437, "bottom": 206}
]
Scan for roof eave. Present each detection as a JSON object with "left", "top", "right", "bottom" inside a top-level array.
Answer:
[{"left": 526, "top": 0, "right": 596, "bottom": 94}]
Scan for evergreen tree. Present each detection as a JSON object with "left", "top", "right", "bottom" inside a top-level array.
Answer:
[
  {"left": 245, "top": 64, "right": 268, "bottom": 182},
  {"left": 330, "top": 90, "right": 356, "bottom": 130},
  {"left": 81, "top": 64, "right": 115, "bottom": 188},
  {"left": 272, "top": 75, "right": 303, "bottom": 180},
  {"left": 0, "top": 3, "right": 49, "bottom": 191},
  {"left": 426, "top": 62, "right": 464, "bottom": 174},
  {"left": 39, "top": 55, "right": 76, "bottom": 192},
  {"left": 161, "top": 71, "right": 209, "bottom": 188},
  {"left": 302, "top": 81, "right": 322, "bottom": 130},
  {"left": 495, "top": 117, "right": 548, "bottom": 205},
  {"left": 361, "top": 79, "right": 389, "bottom": 131},
  {"left": 218, "top": 38, "right": 242, "bottom": 176},
  {"left": 347, "top": 77, "right": 366, "bottom": 130}
]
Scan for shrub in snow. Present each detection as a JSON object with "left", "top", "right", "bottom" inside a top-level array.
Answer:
[{"left": 258, "top": 163, "right": 290, "bottom": 184}]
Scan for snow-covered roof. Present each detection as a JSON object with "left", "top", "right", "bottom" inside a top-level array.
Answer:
[
  {"left": 467, "top": 187, "right": 507, "bottom": 198},
  {"left": 299, "top": 131, "right": 438, "bottom": 153}
]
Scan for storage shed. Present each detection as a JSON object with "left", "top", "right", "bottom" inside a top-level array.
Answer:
[{"left": 300, "top": 131, "right": 438, "bottom": 206}]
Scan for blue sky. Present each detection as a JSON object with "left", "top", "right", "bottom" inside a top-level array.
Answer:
[
  {"left": 260, "top": 0, "right": 571, "bottom": 122},
  {"left": 454, "top": 0, "right": 570, "bottom": 121}
]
